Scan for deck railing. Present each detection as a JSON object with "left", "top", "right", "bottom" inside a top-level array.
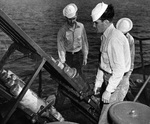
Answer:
[
  {"left": 133, "top": 36, "right": 150, "bottom": 103},
  {"left": 133, "top": 36, "right": 150, "bottom": 81}
]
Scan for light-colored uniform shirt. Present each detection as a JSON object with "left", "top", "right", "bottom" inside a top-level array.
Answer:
[
  {"left": 57, "top": 22, "right": 89, "bottom": 63},
  {"left": 126, "top": 33, "right": 135, "bottom": 71},
  {"left": 95, "top": 24, "right": 131, "bottom": 93}
]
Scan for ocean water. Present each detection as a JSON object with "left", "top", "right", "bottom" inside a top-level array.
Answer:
[
  {"left": 0, "top": 0, "right": 150, "bottom": 122},
  {"left": 0, "top": 0, "right": 150, "bottom": 93},
  {"left": 0, "top": 0, "right": 150, "bottom": 92}
]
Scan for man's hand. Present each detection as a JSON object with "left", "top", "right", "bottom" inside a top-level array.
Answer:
[
  {"left": 102, "top": 90, "right": 111, "bottom": 103},
  {"left": 93, "top": 86, "right": 101, "bottom": 95},
  {"left": 83, "top": 59, "right": 87, "bottom": 65}
]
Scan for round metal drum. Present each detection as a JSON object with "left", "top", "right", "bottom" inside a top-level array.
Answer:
[
  {"left": 109, "top": 101, "right": 150, "bottom": 124},
  {"left": 46, "top": 121, "right": 78, "bottom": 124}
]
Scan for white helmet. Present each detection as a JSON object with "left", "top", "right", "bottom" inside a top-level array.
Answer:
[
  {"left": 116, "top": 18, "right": 133, "bottom": 33},
  {"left": 91, "top": 2, "right": 108, "bottom": 22},
  {"left": 63, "top": 3, "right": 78, "bottom": 18}
]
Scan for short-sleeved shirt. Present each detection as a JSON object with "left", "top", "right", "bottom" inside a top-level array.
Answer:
[{"left": 57, "top": 22, "right": 89, "bottom": 63}]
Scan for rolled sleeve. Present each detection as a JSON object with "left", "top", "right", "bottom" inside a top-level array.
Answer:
[
  {"left": 95, "top": 68, "right": 104, "bottom": 88},
  {"left": 57, "top": 28, "right": 66, "bottom": 63},
  {"left": 82, "top": 27, "right": 89, "bottom": 60}
]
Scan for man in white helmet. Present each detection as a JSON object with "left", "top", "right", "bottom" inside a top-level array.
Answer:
[
  {"left": 91, "top": 2, "right": 131, "bottom": 124},
  {"left": 116, "top": 18, "right": 135, "bottom": 76},
  {"left": 57, "top": 3, "right": 89, "bottom": 77}
]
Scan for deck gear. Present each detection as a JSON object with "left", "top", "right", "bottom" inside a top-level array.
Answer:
[{"left": 109, "top": 101, "right": 150, "bottom": 124}]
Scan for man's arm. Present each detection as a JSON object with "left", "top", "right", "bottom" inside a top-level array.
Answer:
[
  {"left": 82, "top": 26, "right": 89, "bottom": 65},
  {"left": 94, "top": 68, "right": 104, "bottom": 94},
  {"left": 57, "top": 28, "right": 66, "bottom": 63}
]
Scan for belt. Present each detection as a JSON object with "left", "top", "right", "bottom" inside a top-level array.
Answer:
[
  {"left": 100, "top": 68, "right": 129, "bottom": 77},
  {"left": 124, "top": 72, "right": 128, "bottom": 76},
  {"left": 102, "top": 69, "right": 130, "bottom": 86},
  {"left": 66, "top": 51, "right": 81, "bottom": 55}
]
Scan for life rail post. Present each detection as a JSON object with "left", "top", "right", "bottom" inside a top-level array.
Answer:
[{"left": 133, "top": 36, "right": 150, "bottom": 105}]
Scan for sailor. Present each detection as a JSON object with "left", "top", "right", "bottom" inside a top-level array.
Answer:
[
  {"left": 116, "top": 17, "right": 135, "bottom": 77},
  {"left": 91, "top": 2, "right": 131, "bottom": 124},
  {"left": 57, "top": 3, "right": 89, "bottom": 77}
]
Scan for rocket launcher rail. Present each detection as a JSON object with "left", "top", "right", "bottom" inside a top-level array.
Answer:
[
  {"left": 0, "top": 9, "right": 90, "bottom": 97},
  {"left": 0, "top": 9, "right": 100, "bottom": 124}
]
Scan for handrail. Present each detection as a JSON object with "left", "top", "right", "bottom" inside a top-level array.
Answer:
[
  {"left": 133, "top": 36, "right": 150, "bottom": 41},
  {"left": 133, "top": 36, "right": 150, "bottom": 81},
  {"left": 132, "top": 35, "right": 150, "bottom": 104}
]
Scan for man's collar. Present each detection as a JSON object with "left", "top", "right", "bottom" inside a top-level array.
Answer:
[
  {"left": 103, "top": 23, "right": 114, "bottom": 38},
  {"left": 65, "top": 21, "right": 80, "bottom": 30}
]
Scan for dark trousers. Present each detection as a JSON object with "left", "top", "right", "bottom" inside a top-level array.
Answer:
[{"left": 66, "top": 51, "right": 83, "bottom": 76}]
